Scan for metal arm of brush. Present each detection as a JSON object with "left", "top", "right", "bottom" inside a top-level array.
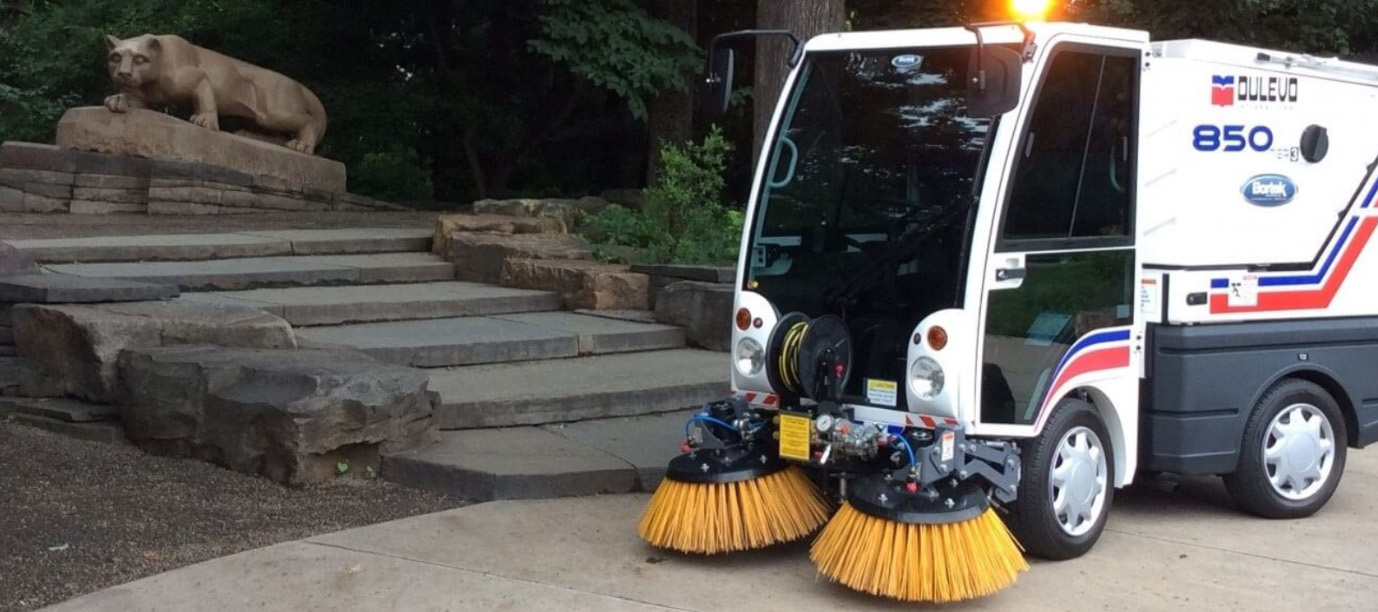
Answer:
[
  {"left": 955, "top": 441, "right": 1021, "bottom": 504},
  {"left": 909, "top": 427, "right": 1021, "bottom": 504},
  {"left": 685, "top": 397, "right": 757, "bottom": 450}
]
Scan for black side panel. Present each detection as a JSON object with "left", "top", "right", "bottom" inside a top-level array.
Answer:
[{"left": 1143, "top": 318, "right": 1378, "bottom": 475}]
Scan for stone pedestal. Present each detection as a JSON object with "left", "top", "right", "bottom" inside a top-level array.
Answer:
[
  {"left": 0, "top": 108, "right": 405, "bottom": 215},
  {"left": 57, "top": 107, "right": 344, "bottom": 192}
]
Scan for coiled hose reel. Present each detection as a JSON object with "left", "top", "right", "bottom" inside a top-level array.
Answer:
[{"left": 767, "top": 313, "right": 854, "bottom": 402}]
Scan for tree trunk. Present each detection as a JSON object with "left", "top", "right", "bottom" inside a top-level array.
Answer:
[
  {"left": 753, "top": 0, "right": 845, "bottom": 164},
  {"left": 646, "top": 0, "right": 699, "bottom": 185}
]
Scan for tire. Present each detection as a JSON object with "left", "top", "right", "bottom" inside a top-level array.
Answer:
[
  {"left": 1005, "top": 398, "right": 1115, "bottom": 560},
  {"left": 1223, "top": 378, "right": 1347, "bottom": 519}
]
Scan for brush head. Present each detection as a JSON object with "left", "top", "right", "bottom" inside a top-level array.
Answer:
[
  {"left": 639, "top": 465, "right": 831, "bottom": 554},
  {"left": 810, "top": 502, "right": 1029, "bottom": 603}
]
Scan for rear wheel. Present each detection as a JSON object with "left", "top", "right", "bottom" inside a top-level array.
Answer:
[
  {"left": 1224, "top": 379, "right": 1346, "bottom": 519},
  {"left": 1005, "top": 399, "right": 1114, "bottom": 560}
]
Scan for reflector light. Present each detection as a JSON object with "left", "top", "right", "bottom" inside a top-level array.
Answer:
[{"left": 927, "top": 326, "right": 949, "bottom": 351}]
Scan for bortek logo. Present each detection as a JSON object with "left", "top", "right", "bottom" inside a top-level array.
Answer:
[
  {"left": 1241, "top": 174, "right": 1297, "bottom": 206},
  {"left": 1211, "top": 74, "right": 1300, "bottom": 107}
]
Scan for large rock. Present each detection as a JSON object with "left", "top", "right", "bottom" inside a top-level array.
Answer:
[
  {"left": 442, "top": 233, "right": 591, "bottom": 284},
  {"left": 431, "top": 214, "right": 563, "bottom": 256},
  {"left": 119, "top": 346, "right": 437, "bottom": 485},
  {"left": 501, "top": 259, "right": 649, "bottom": 310},
  {"left": 600, "top": 188, "right": 644, "bottom": 211},
  {"left": 12, "top": 301, "right": 296, "bottom": 402},
  {"left": 654, "top": 281, "right": 733, "bottom": 352},
  {"left": 55, "top": 107, "right": 346, "bottom": 194},
  {"left": 473, "top": 196, "right": 611, "bottom": 231}
]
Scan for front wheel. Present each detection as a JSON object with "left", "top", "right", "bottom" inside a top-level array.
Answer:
[
  {"left": 1223, "top": 378, "right": 1347, "bottom": 519},
  {"left": 1005, "top": 399, "right": 1115, "bottom": 560}
]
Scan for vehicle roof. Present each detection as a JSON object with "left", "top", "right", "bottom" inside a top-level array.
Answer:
[
  {"left": 803, "top": 22, "right": 1148, "bottom": 53},
  {"left": 1154, "top": 39, "right": 1378, "bottom": 85}
]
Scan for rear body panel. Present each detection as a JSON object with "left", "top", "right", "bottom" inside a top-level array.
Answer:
[{"left": 1142, "top": 318, "right": 1378, "bottom": 475}]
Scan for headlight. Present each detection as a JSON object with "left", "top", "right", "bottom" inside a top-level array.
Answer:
[
  {"left": 909, "top": 356, "right": 944, "bottom": 399},
  {"left": 735, "top": 337, "right": 764, "bottom": 377}
]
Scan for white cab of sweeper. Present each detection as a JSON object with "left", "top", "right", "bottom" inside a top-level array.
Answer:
[
  {"left": 723, "top": 18, "right": 1378, "bottom": 566},
  {"left": 733, "top": 20, "right": 1378, "bottom": 493},
  {"left": 733, "top": 22, "right": 1157, "bottom": 488}
]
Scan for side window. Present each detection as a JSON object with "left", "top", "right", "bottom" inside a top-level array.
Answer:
[{"left": 1002, "top": 50, "right": 1136, "bottom": 244}]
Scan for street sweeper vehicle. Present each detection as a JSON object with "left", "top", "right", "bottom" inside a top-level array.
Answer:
[{"left": 638, "top": 19, "right": 1378, "bottom": 603}]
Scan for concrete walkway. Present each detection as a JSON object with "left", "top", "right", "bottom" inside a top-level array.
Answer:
[{"left": 45, "top": 451, "right": 1378, "bottom": 611}]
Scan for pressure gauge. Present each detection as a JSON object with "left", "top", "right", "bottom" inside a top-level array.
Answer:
[{"left": 816, "top": 414, "right": 835, "bottom": 433}]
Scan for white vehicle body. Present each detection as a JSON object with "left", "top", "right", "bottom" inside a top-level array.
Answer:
[{"left": 729, "top": 22, "right": 1378, "bottom": 494}]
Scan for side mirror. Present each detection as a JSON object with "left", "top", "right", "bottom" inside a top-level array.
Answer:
[
  {"left": 704, "top": 48, "right": 736, "bottom": 118},
  {"left": 967, "top": 46, "right": 1023, "bottom": 117}
]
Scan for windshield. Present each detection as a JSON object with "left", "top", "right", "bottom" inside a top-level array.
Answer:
[
  {"left": 750, "top": 45, "right": 995, "bottom": 314},
  {"left": 747, "top": 46, "right": 996, "bottom": 404}
]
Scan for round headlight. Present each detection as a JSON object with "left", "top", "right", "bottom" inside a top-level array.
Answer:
[
  {"left": 909, "top": 356, "right": 944, "bottom": 399},
  {"left": 735, "top": 337, "right": 764, "bottom": 377}
]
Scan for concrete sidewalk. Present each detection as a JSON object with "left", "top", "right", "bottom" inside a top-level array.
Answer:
[{"left": 45, "top": 452, "right": 1378, "bottom": 611}]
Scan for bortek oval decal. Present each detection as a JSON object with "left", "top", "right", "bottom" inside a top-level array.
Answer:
[
  {"left": 891, "top": 54, "right": 921, "bottom": 70},
  {"left": 1241, "top": 174, "right": 1297, "bottom": 207}
]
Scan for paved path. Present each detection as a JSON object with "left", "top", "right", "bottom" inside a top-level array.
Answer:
[{"left": 44, "top": 451, "right": 1378, "bottom": 611}]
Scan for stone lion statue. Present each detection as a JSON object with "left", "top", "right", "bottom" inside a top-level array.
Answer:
[{"left": 103, "top": 34, "right": 328, "bottom": 155}]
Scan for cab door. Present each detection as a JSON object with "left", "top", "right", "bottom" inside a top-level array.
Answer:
[{"left": 974, "top": 42, "right": 1143, "bottom": 439}]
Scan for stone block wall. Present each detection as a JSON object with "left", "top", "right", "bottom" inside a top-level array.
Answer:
[{"left": 0, "top": 141, "right": 407, "bottom": 215}]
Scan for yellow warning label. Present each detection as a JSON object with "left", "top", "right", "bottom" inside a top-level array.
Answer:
[
  {"left": 778, "top": 413, "right": 812, "bottom": 462},
  {"left": 866, "top": 379, "right": 898, "bottom": 407}
]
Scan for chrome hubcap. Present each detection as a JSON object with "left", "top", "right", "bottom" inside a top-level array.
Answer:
[
  {"left": 1264, "top": 403, "right": 1335, "bottom": 501},
  {"left": 1050, "top": 426, "right": 1108, "bottom": 537}
]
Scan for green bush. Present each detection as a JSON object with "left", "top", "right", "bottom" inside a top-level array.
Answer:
[
  {"left": 347, "top": 146, "right": 434, "bottom": 202},
  {"left": 583, "top": 127, "right": 741, "bottom": 266}
]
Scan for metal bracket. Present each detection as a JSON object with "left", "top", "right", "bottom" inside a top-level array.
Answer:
[
  {"left": 910, "top": 426, "right": 1021, "bottom": 503},
  {"left": 707, "top": 29, "right": 804, "bottom": 73},
  {"left": 965, "top": 21, "right": 1038, "bottom": 63}
]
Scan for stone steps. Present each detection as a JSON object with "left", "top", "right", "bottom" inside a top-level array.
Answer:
[
  {"left": 2, "top": 228, "right": 432, "bottom": 263},
  {"left": 44, "top": 252, "right": 455, "bottom": 291},
  {"left": 382, "top": 409, "right": 693, "bottom": 501},
  {"left": 295, "top": 311, "right": 686, "bottom": 369},
  {"left": 425, "top": 348, "right": 726, "bottom": 429},
  {"left": 175, "top": 282, "right": 563, "bottom": 326},
  {"left": 4, "top": 224, "right": 734, "bottom": 498}
]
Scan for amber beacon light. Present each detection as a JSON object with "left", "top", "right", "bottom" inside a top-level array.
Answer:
[{"left": 1011, "top": 0, "right": 1052, "bottom": 21}]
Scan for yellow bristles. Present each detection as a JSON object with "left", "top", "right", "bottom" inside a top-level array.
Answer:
[
  {"left": 638, "top": 466, "right": 831, "bottom": 554},
  {"left": 810, "top": 502, "right": 1028, "bottom": 603}
]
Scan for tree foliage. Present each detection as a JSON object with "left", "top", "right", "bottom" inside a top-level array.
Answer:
[
  {"left": 2, "top": 0, "right": 1376, "bottom": 204},
  {"left": 1066, "top": 0, "right": 1378, "bottom": 54},
  {"left": 530, "top": 0, "right": 699, "bottom": 121},
  {"left": 0, "top": 0, "right": 699, "bottom": 202}
]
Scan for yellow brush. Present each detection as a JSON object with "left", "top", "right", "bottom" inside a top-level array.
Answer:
[
  {"left": 810, "top": 486, "right": 1027, "bottom": 602},
  {"left": 639, "top": 463, "right": 829, "bottom": 555}
]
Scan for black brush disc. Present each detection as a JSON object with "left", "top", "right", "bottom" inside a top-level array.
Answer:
[
  {"left": 847, "top": 475, "right": 991, "bottom": 525},
  {"left": 665, "top": 442, "right": 788, "bottom": 484}
]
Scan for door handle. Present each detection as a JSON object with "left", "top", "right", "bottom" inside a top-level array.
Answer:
[{"left": 995, "top": 267, "right": 1026, "bottom": 281}]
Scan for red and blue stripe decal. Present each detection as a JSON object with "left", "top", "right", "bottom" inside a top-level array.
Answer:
[
  {"left": 1209, "top": 180, "right": 1378, "bottom": 314},
  {"left": 1034, "top": 328, "right": 1132, "bottom": 426}
]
